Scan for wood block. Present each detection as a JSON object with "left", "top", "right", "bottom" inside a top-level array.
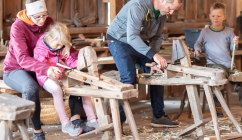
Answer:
[{"left": 204, "top": 134, "right": 242, "bottom": 140}]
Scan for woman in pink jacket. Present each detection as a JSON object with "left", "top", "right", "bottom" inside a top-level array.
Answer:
[
  {"left": 3, "top": 0, "right": 60, "bottom": 139},
  {"left": 34, "top": 22, "right": 99, "bottom": 136}
]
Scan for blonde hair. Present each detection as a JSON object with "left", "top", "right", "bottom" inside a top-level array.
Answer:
[
  {"left": 45, "top": 22, "right": 71, "bottom": 56},
  {"left": 210, "top": 2, "right": 226, "bottom": 14}
]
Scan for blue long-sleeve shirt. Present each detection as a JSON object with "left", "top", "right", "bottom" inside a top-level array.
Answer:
[
  {"left": 107, "top": 0, "right": 167, "bottom": 60},
  {"left": 194, "top": 26, "right": 236, "bottom": 68}
]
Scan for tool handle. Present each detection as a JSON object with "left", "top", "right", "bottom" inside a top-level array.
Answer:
[
  {"left": 231, "top": 44, "right": 236, "bottom": 71},
  {"left": 57, "top": 63, "right": 72, "bottom": 69},
  {"left": 145, "top": 62, "right": 157, "bottom": 67}
]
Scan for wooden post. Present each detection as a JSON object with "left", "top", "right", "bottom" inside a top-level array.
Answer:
[
  {"left": 110, "top": 99, "right": 122, "bottom": 140},
  {"left": 203, "top": 85, "right": 221, "bottom": 140},
  {"left": 110, "top": 0, "right": 116, "bottom": 23}
]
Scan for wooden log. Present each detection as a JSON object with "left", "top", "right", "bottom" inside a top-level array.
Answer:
[
  {"left": 204, "top": 134, "right": 242, "bottom": 140},
  {"left": 64, "top": 87, "right": 138, "bottom": 99},
  {"left": 80, "top": 16, "right": 96, "bottom": 27},
  {"left": 203, "top": 85, "right": 221, "bottom": 140}
]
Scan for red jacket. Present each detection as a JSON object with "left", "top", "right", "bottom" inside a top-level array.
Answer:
[
  {"left": 4, "top": 17, "right": 54, "bottom": 75},
  {"left": 34, "top": 34, "right": 79, "bottom": 86}
]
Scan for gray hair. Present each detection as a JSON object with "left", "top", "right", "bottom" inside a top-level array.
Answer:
[{"left": 166, "top": 0, "right": 183, "bottom": 3}]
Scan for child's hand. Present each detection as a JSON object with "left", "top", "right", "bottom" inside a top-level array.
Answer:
[
  {"left": 233, "top": 36, "right": 239, "bottom": 45},
  {"left": 47, "top": 66, "right": 61, "bottom": 81},
  {"left": 196, "top": 50, "right": 201, "bottom": 57}
]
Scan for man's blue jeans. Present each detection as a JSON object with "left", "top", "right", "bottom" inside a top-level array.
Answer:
[{"left": 108, "top": 40, "right": 165, "bottom": 123}]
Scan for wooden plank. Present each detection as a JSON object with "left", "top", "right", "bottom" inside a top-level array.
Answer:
[
  {"left": 57, "top": 0, "right": 70, "bottom": 21},
  {"left": 68, "top": 27, "right": 107, "bottom": 35},
  {"left": 110, "top": 0, "right": 116, "bottom": 23},
  {"left": 110, "top": 99, "right": 122, "bottom": 140},
  {"left": 179, "top": 118, "right": 211, "bottom": 136},
  {"left": 46, "top": 0, "right": 57, "bottom": 21},
  {"left": 4, "top": 0, "right": 21, "bottom": 20},
  {"left": 66, "top": 70, "right": 133, "bottom": 92},
  {"left": 0, "top": 93, "right": 35, "bottom": 112},
  {"left": 0, "top": 109, "right": 33, "bottom": 121},
  {"left": 64, "top": 87, "right": 138, "bottom": 99},
  {"left": 203, "top": 85, "right": 221, "bottom": 140},
  {"left": 0, "top": 0, "right": 3, "bottom": 31},
  {"left": 204, "top": 134, "right": 242, "bottom": 140},
  {"left": 76, "top": 123, "right": 113, "bottom": 139}
]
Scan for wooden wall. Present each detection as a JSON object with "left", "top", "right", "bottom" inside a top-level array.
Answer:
[{"left": 3, "top": 0, "right": 108, "bottom": 25}]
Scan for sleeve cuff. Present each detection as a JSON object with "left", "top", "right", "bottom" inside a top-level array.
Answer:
[{"left": 146, "top": 49, "right": 156, "bottom": 60}]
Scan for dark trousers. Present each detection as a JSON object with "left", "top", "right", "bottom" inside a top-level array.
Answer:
[
  {"left": 3, "top": 70, "right": 41, "bottom": 130},
  {"left": 108, "top": 40, "right": 165, "bottom": 123}
]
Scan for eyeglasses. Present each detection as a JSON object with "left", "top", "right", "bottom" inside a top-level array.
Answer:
[{"left": 31, "top": 14, "right": 49, "bottom": 20}]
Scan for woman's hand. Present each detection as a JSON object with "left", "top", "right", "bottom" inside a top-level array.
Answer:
[{"left": 47, "top": 66, "right": 61, "bottom": 81}]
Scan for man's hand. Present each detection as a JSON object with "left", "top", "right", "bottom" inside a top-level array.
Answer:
[
  {"left": 196, "top": 50, "right": 201, "bottom": 57},
  {"left": 233, "top": 36, "right": 239, "bottom": 45},
  {"left": 150, "top": 65, "right": 163, "bottom": 75},
  {"left": 153, "top": 53, "right": 167, "bottom": 69},
  {"left": 47, "top": 66, "right": 61, "bottom": 81}
]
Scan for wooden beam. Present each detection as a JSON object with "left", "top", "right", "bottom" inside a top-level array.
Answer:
[
  {"left": 64, "top": 87, "right": 138, "bottom": 99},
  {"left": 68, "top": 27, "right": 107, "bottom": 35},
  {"left": 110, "top": 0, "right": 116, "bottom": 23},
  {"left": 204, "top": 134, "right": 242, "bottom": 140}
]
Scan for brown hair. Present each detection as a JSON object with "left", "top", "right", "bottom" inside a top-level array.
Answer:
[
  {"left": 26, "top": 0, "right": 40, "bottom": 4},
  {"left": 210, "top": 2, "right": 226, "bottom": 14},
  {"left": 166, "top": 0, "right": 183, "bottom": 3}
]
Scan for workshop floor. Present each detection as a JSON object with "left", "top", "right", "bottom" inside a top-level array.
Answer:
[{"left": 12, "top": 92, "right": 242, "bottom": 140}]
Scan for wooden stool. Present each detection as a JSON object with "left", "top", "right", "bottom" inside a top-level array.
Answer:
[{"left": 0, "top": 93, "right": 35, "bottom": 140}]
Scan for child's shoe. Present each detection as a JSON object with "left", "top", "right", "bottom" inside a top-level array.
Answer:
[
  {"left": 62, "top": 121, "right": 83, "bottom": 137},
  {"left": 87, "top": 119, "right": 99, "bottom": 129},
  {"left": 72, "top": 119, "right": 95, "bottom": 133}
]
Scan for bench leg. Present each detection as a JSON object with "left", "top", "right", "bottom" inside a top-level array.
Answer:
[
  {"left": 110, "top": 99, "right": 122, "bottom": 140},
  {"left": 94, "top": 98, "right": 112, "bottom": 140},
  {"left": 213, "top": 87, "right": 242, "bottom": 133},
  {"left": 121, "top": 100, "right": 140, "bottom": 140},
  {"left": 203, "top": 85, "right": 221, "bottom": 140},
  {"left": 15, "top": 120, "right": 30, "bottom": 140},
  {"left": 0, "top": 120, "right": 11, "bottom": 140}
]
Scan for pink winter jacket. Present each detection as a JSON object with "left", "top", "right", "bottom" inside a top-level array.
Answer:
[
  {"left": 34, "top": 34, "right": 79, "bottom": 87},
  {"left": 4, "top": 17, "right": 54, "bottom": 75}
]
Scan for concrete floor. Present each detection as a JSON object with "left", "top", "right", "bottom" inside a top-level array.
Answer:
[{"left": 12, "top": 92, "right": 242, "bottom": 140}]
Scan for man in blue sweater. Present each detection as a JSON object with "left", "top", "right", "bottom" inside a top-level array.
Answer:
[{"left": 107, "top": 0, "right": 182, "bottom": 128}]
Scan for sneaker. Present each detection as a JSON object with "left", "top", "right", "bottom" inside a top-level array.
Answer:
[
  {"left": 72, "top": 119, "right": 95, "bottom": 133},
  {"left": 150, "top": 115, "right": 179, "bottom": 128},
  {"left": 33, "top": 132, "right": 45, "bottom": 140},
  {"left": 62, "top": 121, "right": 83, "bottom": 137},
  {"left": 87, "top": 119, "right": 99, "bottom": 129}
]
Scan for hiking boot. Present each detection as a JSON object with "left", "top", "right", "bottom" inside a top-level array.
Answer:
[
  {"left": 62, "top": 121, "right": 83, "bottom": 137},
  {"left": 150, "top": 115, "right": 179, "bottom": 128},
  {"left": 72, "top": 119, "right": 95, "bottom": 133},
  {"left": 33, "top": 132, "right": 45, "bottom": 140},
  {"left": 87, "top": 119, "right": 99, "bottom": 129},
  {"left": 215, "top": 106, "right": 224, "bottom": 118}
]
